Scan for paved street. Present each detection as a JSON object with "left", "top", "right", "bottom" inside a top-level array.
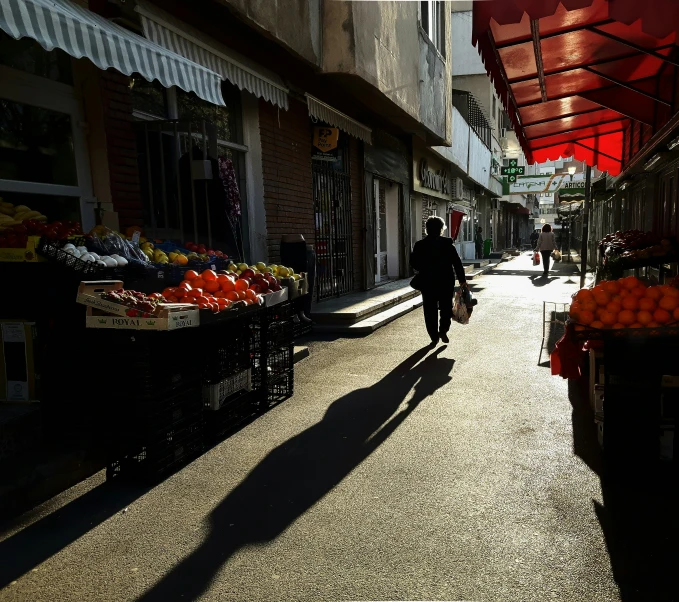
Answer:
[{"left": 0, "top": 254, "right": 675, "bottom": 602}]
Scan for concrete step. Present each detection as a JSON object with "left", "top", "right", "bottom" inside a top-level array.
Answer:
[
  {"left": 462, "top": 259, "right": 490, "bottom": 268},
  {"left": 293, "top": 346, "right": 310, "bottom": 363},
  {"left": 314, "top": 295, "right": 423, "bottom": 335},
  {"left": 312, "top": 280, "right": 420, "bottom": 325}
]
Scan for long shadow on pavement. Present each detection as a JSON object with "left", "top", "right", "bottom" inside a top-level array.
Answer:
[
  {"left": 568, "top": 379, "right": 677, "bottom": 601},
  {"left": 136, "top": 346, "right": 455, "bottom": 602}
]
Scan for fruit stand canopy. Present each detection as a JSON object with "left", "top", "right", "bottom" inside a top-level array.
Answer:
[{"left": 473, "top": 0, "right": 679, "bottom": 176}]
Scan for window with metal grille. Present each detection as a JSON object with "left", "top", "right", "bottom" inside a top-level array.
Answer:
[{"left": 420, "top": 1, "right": 445, "bottom": 55}]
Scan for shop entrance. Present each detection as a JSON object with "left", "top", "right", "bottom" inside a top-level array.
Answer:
[
  {"left": 373, "top": 177, "right": 401, "bottom": 282},
  {"left": 312, "top": 148, "right": 354, "bottom": 301}
]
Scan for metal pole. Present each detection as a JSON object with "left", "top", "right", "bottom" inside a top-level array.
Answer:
[
  {"left": 567, "top": 204, "right": 571, "bottom": 263},
  {"left": 580, "top": 165, "right": 592, "bottom": 288}
]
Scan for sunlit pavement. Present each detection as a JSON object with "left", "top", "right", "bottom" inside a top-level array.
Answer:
[{"left": 0, "top": 253, "right": 674, "bottom": 602}]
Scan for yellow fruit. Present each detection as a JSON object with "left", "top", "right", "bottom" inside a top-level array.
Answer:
[
  {"left": 173, "top": 255, "right": 188, "bottom": 266},
  {"left": 13, "top": 205, "right": 30, "bottom": 213},
  {"left": 168, "top": 252, "right": 178, "bottom": 261}
]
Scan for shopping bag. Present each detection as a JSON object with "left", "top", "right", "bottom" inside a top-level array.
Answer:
[
  {"left": 452, "top": 287, "right": 477, "bottom": 325},
  {"left": 532, "top": 252, "right": 541, "bottom": 266},
  {"left": 551, "top": 250, "right": 562, "bottom": 262}
]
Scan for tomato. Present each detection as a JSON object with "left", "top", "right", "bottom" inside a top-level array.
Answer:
[
  {"left": 225, "top": 291, "right": 239, "bottom": 302},
  {"left": 237, "top": 290, "right": 248, "bottom": 300},
  {"left": 204, "top": 280, "right": 220, "bottom": 293},
  {"left": 216, "top": 297, "right": 229, "bottom": 306},
  {"left": 220, "top": 279, "right": 235, "bottom": 293},
  {"left": 179, "top": 281, "right": 192, "bottom": 290},
  {"left": 166, "top": 295, "right": 179, "bottom": 303},
  {"left": 201, "top": 269, "right": 217, "bottom": 282},
  {"left": 234, "top": 279, "right": 249, "bottom": 292},
  {"left": 245, "top": 289, "right": 258, "bottom": 300},
  {"left": 191, "top": 278, "right": 206, "bottom": 290},
  {"left": 185, "top": 288, "right": 203, "bottom": 298},
  {"left": 184, "top": 270, "right": 199, "bottom": 281},
  {"left": 210, "top": 302, "right": 220, "bottom": 313},
  {"left": 162, "top": 288, "right": 175, "bottom": 298},
  {"left": 214, "top": 291, "right": 226, "bottom": 299}
]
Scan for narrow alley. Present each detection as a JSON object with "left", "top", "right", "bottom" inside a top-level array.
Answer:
[{"left": 1, "top": 256, "right": 672, "bottom": 602}]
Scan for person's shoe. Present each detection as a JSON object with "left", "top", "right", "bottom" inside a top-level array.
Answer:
[
  {"left": 429, "top": 335, "right": 439, "bottom": 346},
  {"left": 439, "top": 331, "right": 449, "bottom": 344}
]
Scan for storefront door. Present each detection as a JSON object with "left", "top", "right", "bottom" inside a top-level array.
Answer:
[
  {"left": 374, "top": 178, "right": 388, "bottom": 282},
  {"left": 0, "top": 34, "right": 95, "bottom": 231}
]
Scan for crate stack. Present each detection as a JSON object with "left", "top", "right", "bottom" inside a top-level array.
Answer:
[
  {"left": 99, "top": 328, "right": 205, "bottom": 481},
  {"left": 600, "top": 336, "right": 677, "bottom": 470},
  {"left": 201, "top": 314, "right": 259, "bottom": 444},
  {"left": 251, "top": 300, "right": 295, "bottom": 407}
]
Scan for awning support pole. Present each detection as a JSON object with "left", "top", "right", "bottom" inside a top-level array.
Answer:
[{"left": 580, "top": 165, "right": 592, "bottom": 288}]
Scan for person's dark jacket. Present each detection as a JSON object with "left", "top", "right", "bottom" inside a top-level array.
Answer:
[{"left": 410, "top": 235, "right": 467, "bottom": 294}]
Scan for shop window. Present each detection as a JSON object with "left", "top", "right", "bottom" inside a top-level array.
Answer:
[
  {"left": 421, "top": 1, "right": 445, "bottom": 55},
  {"left": 0, "top": 98, "right": 78, "bottom": 186},
  {"left": 0, "top": 30, "right": 72, "bottom": 85},
  {"left": 176, "top": 84, "right": 242, "bottom": 145},
  {"left": 130, "top": 74, "right": 167, "bottom": 119}
]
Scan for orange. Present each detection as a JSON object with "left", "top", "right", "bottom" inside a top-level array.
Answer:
[
  {"left": 629, "top": 323, "right": 643, "bottom": 329},
  {"left": 578, "top": 310, "right": 595, "bottom": 325},
  {"left": 593, "top": 289, "right": 611, "bottom": 306},
  {"left": 599, "top": 310, "right": 617, "bottom": 326},
  {"left": 611, "top": 323, "right": 626, "bottom": 330},
  {"left": 581, "top": 299, "right": 598, "bottom": 313},
  {"left": 234, "top": 279, "right": 249, "bottom": 292},
  {"left": 201, "top": 269, "right": 217, "bottom": 282},
  {"left": 660, "top": 285, "right": 679, "bottom": 298},
  {"left": 596, "top": 307, "right": 606, "bottom": 319},
  {"left": 184, "top": 270, "right": 199, "bottom": 281},
  {"left": 575, "top": 289, "right": 594, "bottom": 303},
  {"left": 590, "top": 320, "right": 605, "bottom": 330},
  {"left": 673, "top": 306, "right": 679, "bottom": 321},
  {"left": 225, "top": 291, "right": 239, "bottom": 301},
  {"left": 622, "top": 276, "right": 642, "bottom": 290},
  {"left": 659, "top": 295, "right": 679, "bottom": 311},
  {"left": 621, "top": 296, "right": 639, "bottom": 311},
  {"left": 617, "top": 309, "right": 636, "bottom": 325},
  {"left": 619, "top": 289, "right": 630, "bottom": 298},
  {"left": 654, "top": 308, "right": 672, "bottom": 324},
  {"left": 191, "top": 277, "right": 206, "bottom": 290},
  {"left": 638, "top": 297, "right": 656, "bottom": 312},
  {"left": 174, "top": 255, "right": 188, "bottom": 266},
  {"left": 647, "top": 321, "right": 660, "bottom": 327},
  {"left": 631, "top": 286, "right": 646, "bottom": 298},
  {"left": 569, "top": 302, "right": 583, "bottom": 319},
  {"left": 645, "top": 287, "right": 662, "bottom": 301},
  {"left": 204, "top": 280, "right": 220, "bottom": 293},
  {"left": 220, "top": 279, "right": 236, "bottom": 293},
  {"left": 603, "top": 281, "right": 621, "bottom": 295},
  {"left": 606, "top": 301, "right": 622, "bottom": 315},
  {"left": 637, "top": 310, "right": 653, "bottom": 325},
  {"left": 575, "top": 325, "right": 586, "bottom": 331},
  {"left": 611, "top": 295, "right": 623, "bottom": 304}
]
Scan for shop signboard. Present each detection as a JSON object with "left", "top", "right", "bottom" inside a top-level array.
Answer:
[
  {"left": 504, "top": 173, "right": 585, "bottom": 195},
  {"left": 500, "top": 159, "right": 525, "bottom": 182},
  {"left": 413, "top": 147, "right": 451, "bottom": 201},
  {"left": 312, "top": 126, "right": 340, "bottom": 162}
]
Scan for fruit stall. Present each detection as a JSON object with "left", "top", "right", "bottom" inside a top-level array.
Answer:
[
  {"left": 1, "top": 199, "right": 310, "bottom": 484},
  {"left": 555, "top": 273, "right": 678, "bottom": 470}
]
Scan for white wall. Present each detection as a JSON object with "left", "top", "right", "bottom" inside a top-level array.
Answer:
[
  {"left": 451, "top": 10, "right": 485, "bottom": 77},
  {"left": 468, "top": 133, "right": 491, "bottom": 186}
]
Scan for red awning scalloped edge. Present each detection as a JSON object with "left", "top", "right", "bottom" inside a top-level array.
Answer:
[{"left": 472, "top": 0, "right": 679, "bottom": 44}]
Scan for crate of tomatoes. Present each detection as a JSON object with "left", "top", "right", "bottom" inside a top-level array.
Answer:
[{"left": 569, "top": 276, "right": 679, "bottom": 339}]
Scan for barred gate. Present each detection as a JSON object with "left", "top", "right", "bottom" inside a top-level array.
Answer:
[{"left": 312, "top": 162, "right": 354, "bottom": 300}]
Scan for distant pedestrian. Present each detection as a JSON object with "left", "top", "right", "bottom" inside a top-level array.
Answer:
[
  {"left": 530, "top": 229, "right": 539, "bottom": 249},
  {"left": 474, "top": 227, "right": 484, "bottom": 259},
  {"left": 411, "top": 216, "right": 468, "bottom": 345},
  {"left": 535, "top": 224, "right": 556, "bottom": 276}
]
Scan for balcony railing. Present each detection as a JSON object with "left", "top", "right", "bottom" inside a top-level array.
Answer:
[{"left": 452, "top": 90, "right": 491, "bottom": 150}]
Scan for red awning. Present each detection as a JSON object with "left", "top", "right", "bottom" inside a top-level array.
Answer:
[{"left": 473, "top": 0, "right": 679, "bottom": 176}]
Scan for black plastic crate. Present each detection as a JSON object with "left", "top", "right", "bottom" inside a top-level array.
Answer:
[
  {"left": 266, "top": 370, "right": 294, "bottom": 405},
  {"left": 204, "top": 390, "right": 260, "bottom": 444},
  {"left": 106, "top": 420, "right": 203, "bottom": 481},
  {"left": 250, "top": 319, "right": 294, "bottom": 354},
  {"left": 252, "top": 345, "right": 294, "bottom": 391},
  {"left": 200, "top": 321, "right": 252, "bottom": 383}
]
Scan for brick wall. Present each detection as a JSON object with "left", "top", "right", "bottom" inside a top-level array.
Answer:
[
  {"left": 99, "top": 70, "right": 143, "bottom": 228},
  {"left": 349, "top": 137, "right": 364, "bottom": 291},
  {"left": 259, "top": 98, "right": 314, "bottom": 263}
]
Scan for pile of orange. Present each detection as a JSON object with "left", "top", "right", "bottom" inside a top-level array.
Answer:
[
  {"left": 570, "top": 277, "right": 679, "bottom": 330},
  {"left": 160, "top": 269, "right": 262, "bottom": 312}
]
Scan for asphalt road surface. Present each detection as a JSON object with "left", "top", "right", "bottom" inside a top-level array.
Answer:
[{"left": 0, "top": 254, "right": 675, "bottom": 602}]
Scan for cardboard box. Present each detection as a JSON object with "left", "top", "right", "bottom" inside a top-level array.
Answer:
[
  {"left": 0, "top": 236, "right": 45, "bottom": 262},
  {"left": 263, "top": 287, "right": 288, "bottom": 307},
  {"left": 85, "top": 306, "right": 199, "bottom": 331},
  {"left": 0, "top": 321, "right": 39, "bottom": 402}
]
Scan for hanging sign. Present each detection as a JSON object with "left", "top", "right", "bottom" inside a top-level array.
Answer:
[
  {"left": 312, "top": 127, "right": 340, "bottom": 162},
  {"left": 504, "top": 173, "right": 586, "bottom": 195},
  {"left": 501, "top": 159, "right": 525, "bottom": 179}
]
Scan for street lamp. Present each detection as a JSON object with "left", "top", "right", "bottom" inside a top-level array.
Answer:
[{"left": 568, "top": 165, "right": 577, "bottom": 181}]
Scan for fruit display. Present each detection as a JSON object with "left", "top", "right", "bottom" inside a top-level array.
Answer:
[
  {"left": 169, "top": 268, "right": 264, "bottom": 313},
  {"left": 570, "top": 277, "right": 679, "bottom": 330},
  {"left": 101, "top": 289, "right": 174, "bottom": 317},
  {"left": 0, "top": 199, "right": 83, "bottom": 249},
  {"left": 223, "top": 260, "right": 301, "bottom": 281},
  {"left": 184, "top": 241, "right": 228, "bottom": 258},
  {"left": 0, "top": 199, "right": 48, "bottom": 228}
]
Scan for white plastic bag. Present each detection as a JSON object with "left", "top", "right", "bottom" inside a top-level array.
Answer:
[{"left": 452, "top": 291, "right": 470, "bottom": 325}]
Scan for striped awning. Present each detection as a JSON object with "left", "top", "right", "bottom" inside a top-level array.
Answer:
[
  {"left": 136, "top": 1, "right": 289, "bottom": 110},
  {"left": 306, "top": 94, "right": 373, "bottom": 144},
  {"left": 0, "top": 0, "right": 224, "bottom": 106}
]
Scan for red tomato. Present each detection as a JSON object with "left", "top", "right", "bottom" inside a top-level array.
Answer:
[
  {"left": 166, "top": 295, "right": 179, "bottom": 303},
  {"left": 179, "top": 281, "right": 192, "bottom": 290},
  {"left": 184, "top": 270, "right": 199, "bottom": 281},
  {"left": 201, "top": 269, "right": 217, "bottom": 282},
  {"left": 191, "top": 278, "right": 206, "bottom": 290}
]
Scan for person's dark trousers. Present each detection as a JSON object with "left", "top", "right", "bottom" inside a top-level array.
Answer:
[
  {"left": 475, "top": 244, "right": 483, "bottom": 259},
  {"left": 422, "top": 290, "right": 454, "bottom": 341},
  {"left": 541, "top": 250, "right": 551, "bottom": 274}
]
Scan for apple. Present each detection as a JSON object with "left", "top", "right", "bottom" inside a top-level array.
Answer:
[
  {"left": 258, "top": 280, "right": 269, "bottom": 292},
  {"left": 207, "top": 249, "right": 215, "bottom": 256},
  {"left": 242, "top": 268, "right": 255, "bottom": 279},
  {"left": 255, "top": 262, "right": 266, "bottom": 271},
  {"left": 250, "top": 284, "right": 261, "bottom": 294}
]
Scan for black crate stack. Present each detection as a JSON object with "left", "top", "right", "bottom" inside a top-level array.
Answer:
[
  {"left": 96, "top": 328, "right": 205, "bottom": 481},
  {"left": 251, "top": 301, "right": 295, "bottom": 407},
  {"left": 602, "top": 335, "right": 678, "bottom": 474},
  {"left": 291, "top": 294, "right": 312, "bottom": 339},
  {"left": 201, "top": 314, "right": 259, "bottom": 444}
]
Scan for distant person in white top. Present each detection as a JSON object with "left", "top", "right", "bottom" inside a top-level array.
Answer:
[{"left": 535, "top": 224, "right": 556, "bottom": 276}]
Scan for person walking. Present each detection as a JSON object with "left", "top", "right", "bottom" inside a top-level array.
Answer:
[
  {"left": 411, "top": 216, "right": 468, "bottom": 345},
  {"left": 530, "top": 229, "right": 539, "bottom": 249},
  {"left": 474, "top": 226, "right": 484, "bottom": 259},
  {"left": 535, "top": 224, "right": 556, "bottom": 276}
]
